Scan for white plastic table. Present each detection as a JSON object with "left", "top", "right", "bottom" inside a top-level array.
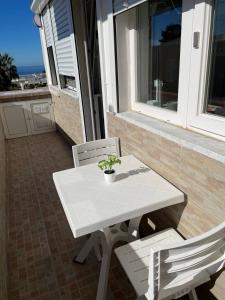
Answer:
[{"left": 53, "top": 155, "right": 184, "bottom": 300}]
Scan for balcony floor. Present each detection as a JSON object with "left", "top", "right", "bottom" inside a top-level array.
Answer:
[
  {"left": 7, "top": 132, "right": 135, "bottom": 300},
  {"left": 6, "top": 132, "right": 212, "bottom": 300}
]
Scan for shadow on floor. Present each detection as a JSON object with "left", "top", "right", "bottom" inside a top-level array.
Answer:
[{"left": 6, "top": 132, "right": 219, "bottom": 300}]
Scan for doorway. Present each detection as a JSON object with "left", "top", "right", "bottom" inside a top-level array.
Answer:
[{"left": 71, "top": 0, "right": 105, "bottom": 141}]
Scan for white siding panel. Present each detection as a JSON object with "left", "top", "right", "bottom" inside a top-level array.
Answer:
[
  {"left": 42, "top": 8, "right": 52, "bottom": 47},
  {"left": 50, "top": 0, "right": 76, "bottom": 77}
]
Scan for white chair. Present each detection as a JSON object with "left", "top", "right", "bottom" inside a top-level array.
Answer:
[
  {"left": 115, "top": 222, "right": 225, "bottom": 300},
  {"left": 72, "top": 137, "right": 120, "bottom": 167},
  {"left": 72, "top": 137, "right": 121, "bottom": 263}
]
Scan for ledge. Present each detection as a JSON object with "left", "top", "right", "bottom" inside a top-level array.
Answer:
[
  {"left": 115, "top": 111, "right": 225, "bottom": 165},
  {"left": 0, "top": 88, "right": 51, "bottom": 103},
  {"left": 49, "top": 85, "right": 79, "bottom": 100}
]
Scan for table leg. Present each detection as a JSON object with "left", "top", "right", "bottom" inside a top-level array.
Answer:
[
  {"left": 96, "top": 229, "right": 112, "bottom": 300},
  {"left": 95, "top": 222, "right": 142, "bottom": 300},
  {"left": 74, "top": 233, "right": 99, "bottom": 263},
  {"left": 74, "top": 217, "right": 144, "bottom": 298},
  {"left": 74, "top": 215, "right": 143, "bottom": 262},
  {"left": 94, "top": 243, "right": 102, "bottom": 262}
]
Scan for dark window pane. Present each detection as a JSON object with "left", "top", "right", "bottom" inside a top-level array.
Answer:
[
  {"left": 47, "top": 46, "right": 58, "bottom": 86},
  {"left": 60, "top": 75, "right": 76, "bottom": 91},
  {"left": 205, "top": 0, "right": 225, "bottom": 117},
  {"left": 137, "top": 0, "right": 182, "bottom": 111}
]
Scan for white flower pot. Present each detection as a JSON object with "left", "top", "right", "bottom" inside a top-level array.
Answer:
[{"left": 104, "top": 170, "right": 116, "bottom": 183}]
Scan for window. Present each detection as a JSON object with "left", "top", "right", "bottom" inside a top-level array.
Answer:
[
  {"left": 47, "top": 46, "right": 58, "bottom": 85},
  {"left": 188, "top": 0, "right": 225, "bottom": 138},
  {"left": 136, "top": 1, "right": 182, "bottom": 112},
  {"left": 41, "top": 0, "right": 78, "bottom": 92},
  {"left": 205, "top": 0, "right": 225, "bottom": 118},
  {"left": 60, "top": 75, "right": 76, "bottom": 91},
  {"left": 112, "top": 0, "right": 225, "bottom": 139},
  {"left": 115, "top": 0, "right": 188, "bottom": 125}
]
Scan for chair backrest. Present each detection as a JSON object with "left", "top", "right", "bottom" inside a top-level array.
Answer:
[
  {"left": 72, "top": 137, "right": 120, "bottom": 167},
  {"left": 148, "top": 221, "right": 225, "bottom": 300}
]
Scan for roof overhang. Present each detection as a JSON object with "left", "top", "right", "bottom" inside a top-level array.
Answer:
[{"left": 31, "top": 0, "right": 50, "bottom": 14}]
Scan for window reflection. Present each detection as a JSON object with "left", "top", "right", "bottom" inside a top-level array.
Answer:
[
  {"left": 205, "top": 0, "right": 225, "bottom": 117},
  {"left": 115, "top": 0, "right": 182, "bottom": 112},
  {"left": 137, "top": 0, "right": 182, "bottom": 111}
]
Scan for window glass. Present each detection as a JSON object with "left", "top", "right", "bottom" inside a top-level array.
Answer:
[
  {"left": 137, "top": 0, "right": 182, "bottom": 111},
  {"left": 205, "top": 0, "right": 225, "bottom": 117},
  {"left": 47, "top": 46, "right": 58, "bottom": 86},
  {"left": 60, "top": 75, "right": 76, "bottom": 91},
  {"left": 115, "top": 0, "right": 182, "bottom": 112}
]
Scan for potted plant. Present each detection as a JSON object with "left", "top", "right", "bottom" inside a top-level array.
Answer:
[{"left": 98, "top": 154, "right": 121, "bottom": 183}]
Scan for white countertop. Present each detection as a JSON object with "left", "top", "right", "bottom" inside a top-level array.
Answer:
[{"left": 53, "top": 155, "right": 184, "bottom": 238}]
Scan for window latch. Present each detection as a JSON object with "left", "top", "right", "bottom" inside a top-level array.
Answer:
[{"left": 193, "top": 32, "right": 200, "bottom": 49}]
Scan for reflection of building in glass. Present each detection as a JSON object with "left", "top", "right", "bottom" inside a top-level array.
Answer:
[
  {"left": 137, "top": 1, "right": 182, "bottom": 111},
  {"left": 206, "top": 0, "right": 225, "bottom": 117}
]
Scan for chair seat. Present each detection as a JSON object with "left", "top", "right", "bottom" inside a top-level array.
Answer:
[
  {"left": 115, "top": 228, "right": 211, "bottom": 299},
  {"left": 115, "top": 228, "right": 183, "bottom": 297}
]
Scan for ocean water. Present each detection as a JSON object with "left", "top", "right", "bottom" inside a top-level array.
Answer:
[{"left": 17, "top": 65, "right": 45, "bottom": 76}]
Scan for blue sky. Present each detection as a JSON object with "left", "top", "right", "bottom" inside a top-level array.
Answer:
[{"left": 0, "top": 0, "right": 43, "bottom": 67}]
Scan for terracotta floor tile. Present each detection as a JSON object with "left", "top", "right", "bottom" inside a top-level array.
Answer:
[
  {"left": 7, "top": 132, "right": 136, "bottom": 300},
  {"left": 7, "top": 132, "right": 210, "bottom": 300}
]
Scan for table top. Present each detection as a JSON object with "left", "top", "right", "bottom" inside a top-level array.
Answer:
[{"left": 53, "top": 155, "right": 184, "bottom": 238}]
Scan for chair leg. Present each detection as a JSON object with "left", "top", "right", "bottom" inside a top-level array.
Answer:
[{"left": 188, "top": 289, "right": 198, "bottom": 300}]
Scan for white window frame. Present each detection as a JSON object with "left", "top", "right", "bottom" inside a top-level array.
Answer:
[
  {"left": 96, "top": 0, "right": 118, "bottom": 115},
  {"left": 39, "top": 22, "right": 52, "bottom": 86},
  {"left": 42, "top": 6, "right": 61, "bottom": 88},
  {"left": 118, "top": 0, "right": 194, "bottom": 127},
  {"left": 187, "top": 0, "right": 225, "bottom": 140},
  {"left": 41, "top": 0, "right": 79, "bottom": 93},
  {"left": 97, "top": 0, "right": 225, "bottom": 141}
]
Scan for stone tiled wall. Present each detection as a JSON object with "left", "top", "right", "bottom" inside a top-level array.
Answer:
[
  {"left": 0, "top": 118, "right": 7, "bottom": 300},
  {"left": 51, "top": 89, "right": 84, "bottom": 145},
  {"left": 108, "top": 112, "right": 225, "bottom": 299}
]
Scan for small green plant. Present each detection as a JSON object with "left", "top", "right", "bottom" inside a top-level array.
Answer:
[{"left": 98, "top": 155, "right": 121, "bottom": 173}]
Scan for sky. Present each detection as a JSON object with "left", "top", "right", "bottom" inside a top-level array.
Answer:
[
  {"left": 153, "top": 5, "right": 181, "bottom": 45},
  {"left": 0, "top": 0, "right": 43, "bottom": 67}
]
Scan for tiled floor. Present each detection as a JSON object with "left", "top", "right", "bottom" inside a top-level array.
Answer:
[
  {"left": 7, "top": 132, "right": 135, "bottom": 300},
  {"left": 6, "top": 132, "right": 215, "bottom": 300}
]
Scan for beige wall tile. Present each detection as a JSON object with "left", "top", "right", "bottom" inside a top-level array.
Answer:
[
  {"left": 51, "top": 90, "right": 84, "bottom": 145},
  {"left": 108, "top": 112, "right": 225, "bottom": 298}
]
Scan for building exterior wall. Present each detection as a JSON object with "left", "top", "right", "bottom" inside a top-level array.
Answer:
[
  {"left": 0, "top": 117, "right": 7, "bottom": 300},
  {"left": 108, "top": 112, "right": 225, "bottom": 299},
  {"left": 51, "top": 88, "right": 85, "bottom": 145}
]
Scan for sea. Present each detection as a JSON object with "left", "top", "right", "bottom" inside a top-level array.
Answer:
[{"left": 17, "top": 65, "right": 45, "bottom": 76}]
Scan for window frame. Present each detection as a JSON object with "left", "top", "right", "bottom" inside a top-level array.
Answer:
[
  {"left": 114, "top": 0, "right": 195, "bottom": 127},
  {"left": 41, "top": 0, "right": 79, "bottom": 93},
  {"left": 98, "top": 0, "right": 225, "bottom": 141},
  {"left": 187, "top": 0, "right": 225, "bottom": 139},
  {"left": 47, "top": 46, "right": 58, "bottom": 86},
  {"left": 41, "top": 3, "right": 61, "bottom": 88},
  {"left": 59, "top": 75, "right": 76, "bottom": 91}
]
